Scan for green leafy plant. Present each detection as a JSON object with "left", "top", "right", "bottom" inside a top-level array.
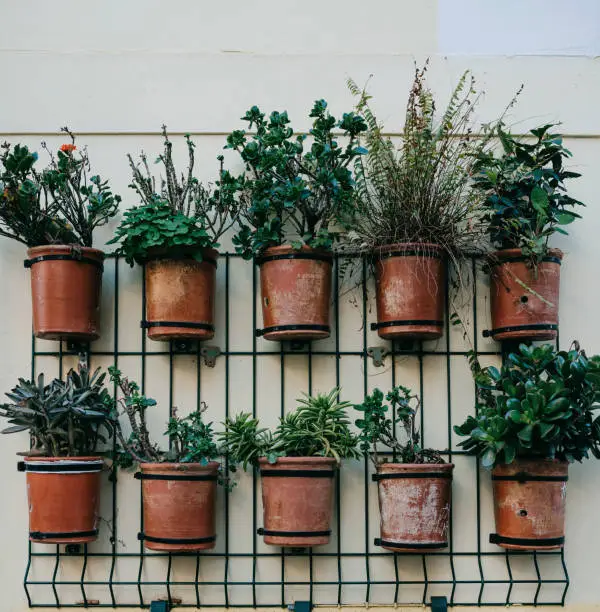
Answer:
[
  {"left": 472, "top": 123, "right": 583, "bottom": 264},
  {"left": 0, "top": 365, "right": 115, "bottom": 457},
  {"left": 454, "top": 343, "right": 600, "bottom": 468},
  {"left": 219, "top": 388, "right": 360, "bottom": 470},
  {"left": 109, "top": 367, "right": 220, "bottom": 467},
  {"left": 225, "top": 100, "right": 367, "bottom": 259},
  {"left": 355, "top": 386, "right": 444, "bottom": 467},
  {"left": 0, "top": 128, "right": 120, "bottom": 247},
  {"left": 109, "top": 126, "right": 240, "bottom": 266},
  {"left": 347, "top": 63, "right": 512, "bottom": 264}
]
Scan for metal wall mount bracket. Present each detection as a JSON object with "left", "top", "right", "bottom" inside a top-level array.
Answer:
[
  {"left": 150, "top": 601, "right": 170, "bottom": 612},
  {"left": 431, "top": 595, "right": 448, "bottom": 612},
  {"left": 367, "top": 346, "right": 388, "bottom": 367},
  {"left": 201, "top": 345, "right": 221, "bottom": 367},
  {"left": 290, "top": 601, "right": 312, "bottom": 612}
]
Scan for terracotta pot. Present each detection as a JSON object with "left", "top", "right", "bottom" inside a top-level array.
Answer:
[
  {"left": 22, "top": 456, "right": 103, "bottom": 544},
  {"left": 138, "top": 462, "right": 219, "bottom": 552},
  {"left": 488, "top": 248, "right": 563, "bottom": 341},
  {"left": 491, "top": 458, "right": 568, "bottom": 551},
  {"left": 257, "top": 245, "right": 332, "bottom": 342},
  {"left": 259, "top": 456, "right": 336, "bottom": 547},
  {"left": 144, "top": 249, "right": 217, "bottom": 341},
  {"left": 374, "top": 243, "right": 445, "bottom": 340},
  {"left": 375, "top": 462, "right": 453, "bottom": 552},
  {"left": 26, "top": 245, "right": 104, "bottom": 341}
]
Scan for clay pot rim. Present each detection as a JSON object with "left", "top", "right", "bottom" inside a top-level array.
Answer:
[
  {"left": 140, "top": 461, "right": 220, "bottom": 472},
  {"left": 258, "top": 456, "right": 337, "bottom": 467},
  {"left": 259, "top": 244, "right": 333, "bottom": 260},
  {"left": 492, "top": 457, "right": 569, "bottom": 474},
  {"left": 27, "top": 245, "right": 105, "bottom": 260},
  {"left": 375, "top": 242, "right": 445, "bottom": 256},
  {"left": 144, "top": 246, "right": 219, "bottom": 262},
  {"left": 491, "top": 247, "right": 563, "bottom": 262},
  {"left": 24, "top": 455, "right": 103, "bottom": 463},
  {"left": 376, "top": 462, "right": 454, "bottom": 472}
]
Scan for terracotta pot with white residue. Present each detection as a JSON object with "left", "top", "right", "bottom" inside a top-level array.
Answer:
[
  {"left": 256, "top": 245, "right": 332, "bottom": 342},
  {"left": 374, "top": 462, "right": 453, "bottom": 552},
  {"left": 490, "top": 458, "right": 568, "bottom": 550},
  {"left": 373, "top": 243, "right": 445, "bottom": 340}
]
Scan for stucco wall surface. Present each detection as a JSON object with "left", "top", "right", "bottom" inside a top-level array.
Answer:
[{"left": 0, "top": 1, "right": 599, "bottom": 611}]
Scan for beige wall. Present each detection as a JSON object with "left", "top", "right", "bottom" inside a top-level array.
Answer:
[{"left": 1, "top": 1, "right": 599, "bottom": 610}]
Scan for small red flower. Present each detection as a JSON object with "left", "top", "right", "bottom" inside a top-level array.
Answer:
[{"left": 60, "top": 143, "right": 76, "bottom": 153}]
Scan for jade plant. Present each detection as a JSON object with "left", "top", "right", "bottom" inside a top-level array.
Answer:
[
  {"left": 472, "top": 123, "right": 584, "bottom": 264},
  {"left": 0, "top": 365, "right": 115, "bottom": 456},
  {"left": 109, "top": 367, "right": 220, "bottom": 467},
  {"left": 0, "top": 128, "right": 121, "bottom": 247},
  {"left": 108, "top": 126, "right": 241, "bottom": 266},
  {"left": 455, "top": 343, "right": 600, "bottom": 468},
  {"left": 219, "top": 388, "right": 360, "bottom": 469},
  {"left": 355, "top": 386, "right": 444, "bottom": 466},
  {"left": 225, "top": 100, "right": 367, "bottom": 259}
]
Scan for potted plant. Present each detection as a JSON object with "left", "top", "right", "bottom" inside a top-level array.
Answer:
[
  {"left": 355, "top": 386, "right": 452, "bottom": 551},
  {"left": 454, "top": 343, "right": 600, "bottom": 550},
  {"left": 109, "top": 126, "right": 240, "bottom": 341},
  {"left": 472, "top": 124, "right": 584, "bottom": 341},
  {"left": 225, "top": 101, "right": 367, "bottom": 341},
  {"left": 348, "top": 64, "right": 504, "bottom": 340},
  {"left": 220, "top": 389, "right": 360, "bottom": 546},
  {"left": 0, "top": 129, "right": 121, "bottom": 340},
  {"left": 110, "top": 367, "right": 224, "bottom": 552},
  {"left": 0, "top": 365, "right": 115, "bottom": 543}
]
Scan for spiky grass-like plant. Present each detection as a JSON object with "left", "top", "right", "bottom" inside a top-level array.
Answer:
[{"left": 347, "top": 63, "right": 517, "bottom": 266}]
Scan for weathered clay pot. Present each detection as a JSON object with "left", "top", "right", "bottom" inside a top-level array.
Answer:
[
  {"left": 374, "top": 462, "right": 453, "bottom": 552},
  {"left": 138, "top": 462, "right": 219, "bottom": 552},
  {"left": 257, "top": 245, "right": 332, "bottom": 342},
  {"left": 258, "top": 456, "right": 336, "bottom": 547},
  {"left": 491, "top": 458, "right": 568, "bottom": 550},
  {"left": 21, "top": 456, "right": 103, "bottom": 544},
  {"left": 373, "top": 243, "right": 445, "bottom": 340},
  {"left": 26, "top": 245, "right": 104, "bottom": 341},
  {"left": 144, "top": 248, "right": 217, "bottom": 341},
  {"left": 488, "top": 248, "right": 563, "bottom": 341}
]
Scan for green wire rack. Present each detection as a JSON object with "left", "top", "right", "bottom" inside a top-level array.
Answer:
[{"left": 23, "top": 254, "right": 569, "bottom": 608}]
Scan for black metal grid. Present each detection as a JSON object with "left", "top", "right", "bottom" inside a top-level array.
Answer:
[{"left": 23, "top": 253, "right": 569, "bottom": 608}]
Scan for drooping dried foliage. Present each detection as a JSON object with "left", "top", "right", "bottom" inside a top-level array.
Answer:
[{"left": 348, "top": 63, "right": 515, "bottom": 265}]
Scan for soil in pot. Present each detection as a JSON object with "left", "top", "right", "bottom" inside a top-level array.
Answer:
[
  {"left": 27, "top": 245, "right": 104, "bottom": 341},
  {"left": 139, "top": 462, "right": 219, "bottom": 552},
  {"left": 375, "top": 462, "right": 453, "bottom": 552},
  {"left": 374, "top": 243, "right": 445, "bottom": 340},
  {"left": 257, "top": 245, "right": 332, "bottom": 342},
  {"left": 23, "top": 456, "right": 104, "bottom": 544},
  {"left": 488, "top": 248, "right": 563, "bottom": 342},
  {"left": 491, "top": 458, "right": 568, "bottom": 551},
  {"left": 259, "top": 456, "right": 336, "bottom": 547},
  {"left": 144, "top": 248, "right": 217, "bottom": 341}
]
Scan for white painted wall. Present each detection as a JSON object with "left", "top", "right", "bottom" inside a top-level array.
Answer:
[{"left": 0, "top": 2, "right": 599, "bottom": 611}]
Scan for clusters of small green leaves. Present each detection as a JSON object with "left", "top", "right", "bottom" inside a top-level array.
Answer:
[
  {"left": 0, "top": 128, "right": 120, "bottom": 247},
  {"left": 109, "top": 126, "right": 240, "bottom": 266},
  {"left": 219, "top": 388, "right": 360, "bottom": 470},
  {"left": 355, "top": 386, "right": 444, "bottom": 466},
  {"left": 472, "top": 123, "right": 583, "bottom": 263},
  {"left": 225, "top": 100, "right": 367, "bottom": 259},
  {"left": 347, "top": 63, "right": 510, "bottom": 263},
  {"left": 109, "top": 367, "right": 219, "bottom": 467},
  {"left": 454, "top": 343, "right": 600, "bottom": 468},
  {"left": 0, "top": 366, "right": 115, "bottom": 457}
]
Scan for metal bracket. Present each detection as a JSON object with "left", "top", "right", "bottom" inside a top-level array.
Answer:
[
  {"left": 367, "top": 346, "right": 388, "bottom": 367},
  {"left": 392, "top": 338, "right": 416, "bottom": 352},
  {"left": 289, "top": 601, "right": 312, "bottom": 612},
  {"left": 431, "top": 595, "right": 448, "bottom": 612},
  {"left": 150, "top": 601, "right": 170, "bottom": 612},
  {"left": 170, "top": 339, "right": 198, "bottom": 354},
  {"left": 201, "top": 345, "right": 221, "bottom": 367},
  {"left": 287, "top": 341, "right": 309, "bottom": 352},
  {"left": 65, "top": 544, "right": 82, "bottom": 555}
]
